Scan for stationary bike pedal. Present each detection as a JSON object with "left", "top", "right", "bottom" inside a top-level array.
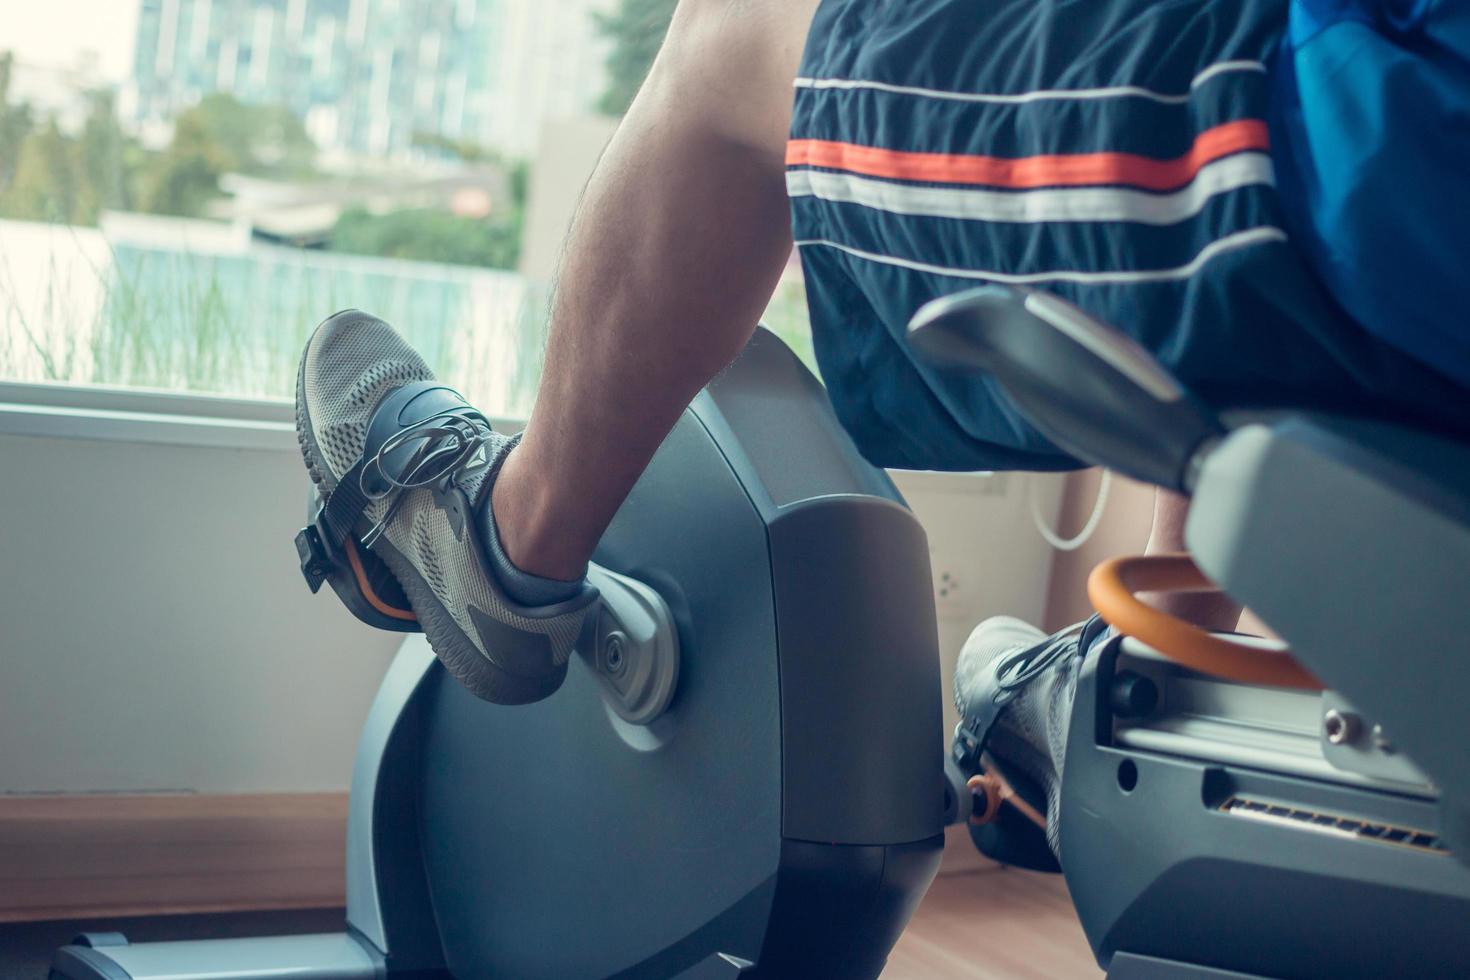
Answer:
[{"left": 296, "top": 490, "right": 421, "bottom": 634}]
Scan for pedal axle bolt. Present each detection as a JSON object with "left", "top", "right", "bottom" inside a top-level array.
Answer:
[
  {"left": 603, "top": 631, "right": 627, "bottom": 674},
  {"left": 1323, "top": 709, "right": 1361, "bottom": 746}
]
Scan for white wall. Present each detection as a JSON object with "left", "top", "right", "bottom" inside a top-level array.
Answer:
[
  {"left": 0, "top": 384, "right": 1064, "bottom": 797},
  {"left": 519, "top": 114, "right": 620, "bottom": 283},
  {"left": 892, "top": 471, "right": 1065, "bottom": 738},
  {"left": 0, "top": 384, "right": 401, "bottom": 795}
]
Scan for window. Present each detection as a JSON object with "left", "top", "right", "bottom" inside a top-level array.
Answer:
[{"left": 0, "top": 0, "right": 811, "bottom": 418}]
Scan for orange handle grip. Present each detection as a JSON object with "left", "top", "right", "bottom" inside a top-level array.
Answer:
[{"left": 1087, "top": 554, "right": 1321, "bottom": 690}]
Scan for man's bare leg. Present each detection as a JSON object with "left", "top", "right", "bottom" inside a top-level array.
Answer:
[
  {"left": 1145, "top": 489, "right": 1243, "bottom": 631},
  {"left": 491, "top": 0, "right": 820, "bottom": 581}
]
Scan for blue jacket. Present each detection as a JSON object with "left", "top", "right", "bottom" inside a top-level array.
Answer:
[{"left": 1272, "top": 0, "right": 1470, "bottom": 388}]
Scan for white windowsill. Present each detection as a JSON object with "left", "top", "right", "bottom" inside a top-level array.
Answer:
[
  {"left": 0, "top": 382, "right": 1007, "bottom": 496},
  {"left": 0, "top": 381, "right": 524, "bottom": 452}
]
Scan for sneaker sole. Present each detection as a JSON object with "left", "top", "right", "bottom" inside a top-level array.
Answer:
[{"left": 295, "top": 313, "right": 568, "bottom": 704}]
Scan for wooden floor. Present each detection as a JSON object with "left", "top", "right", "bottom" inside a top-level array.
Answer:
[
  {"left": 882, "top": 869, "right": 1103, "bottom": 979},
  {"left": 0, "top": 867, "right": 1102, "bottom": 980}
]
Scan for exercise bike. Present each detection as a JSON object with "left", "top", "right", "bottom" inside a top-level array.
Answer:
[
  {"left": 53, "top": 287, "right": 1470, "bottom": 978},
  {"left": 911, "top": 286, "right": 1470, "bottom": 977},
  {"left": 52, "top": 327, "right": 948, "bottom": 980}
]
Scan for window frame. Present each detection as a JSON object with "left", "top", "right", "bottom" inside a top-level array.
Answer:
[{"left": 0, "top": 379, "right": 523, "bottom": 451}]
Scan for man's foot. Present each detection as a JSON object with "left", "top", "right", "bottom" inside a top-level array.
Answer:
[
  {"left": 296, "top": 310, "right": 597, "bottom": 704},
  {"left": 953, "top": 616, "right": 1086, "bottom": 868}
]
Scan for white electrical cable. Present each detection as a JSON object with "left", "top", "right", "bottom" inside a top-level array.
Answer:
[{"left": 1029, "top": 469, "right": 1112, "bottom": 551}]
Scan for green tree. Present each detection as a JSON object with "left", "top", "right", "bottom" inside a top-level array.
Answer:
[
  {"left": 178, "top": 93, "right": 316, "bottom": 178},
  {"left": 140, "top": 112, "right": 227, "bottom": 217},
  {"left": 1, "top": 119, "right": 82, "bottom": 222},
  {"left": 136, "top": 93, "right": 317, "bottom": 217},
  {"left": 338, "top": 133, "right": 530, "bottom": 270},
  {"left": 76, "top": 90, "right": 133, "bottom": 221},
  {"left": 329, "top": 207, "right": 522, "bottom": 269},
  {"left": 0, "top": 51, "right": 36, "bottom": 193},
  {"left": 593, "top": 0, "right": 677, "bottom": 115},
  {"left": 0, "top": 86, "right": 141, "bottom": 225}
]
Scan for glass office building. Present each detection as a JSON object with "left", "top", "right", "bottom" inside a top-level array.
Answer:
[{"left": 129, "top": 0, "right": 609, "bottom": 157}]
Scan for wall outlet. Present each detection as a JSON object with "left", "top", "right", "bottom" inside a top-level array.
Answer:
[{"left": 931, "top": 550, "right": 982, "bottom": 621}]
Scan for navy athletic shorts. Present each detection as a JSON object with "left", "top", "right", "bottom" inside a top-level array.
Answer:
[{"left": 787, "top": 0, "right": 1470, "bottom": 471}]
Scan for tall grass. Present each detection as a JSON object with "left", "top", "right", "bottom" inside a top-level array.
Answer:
[{"left": 0, "top": 217, "right": 815, "bottom": 415}]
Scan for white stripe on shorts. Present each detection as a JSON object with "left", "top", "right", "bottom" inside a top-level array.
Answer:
[
  {"left": 793, "top": 226, "right": 1289, "bottom": 285},
  {"left": 792, "top": 60, "right": 1267, "bottom": 106},
  {"left": 786, "top": 152, "right": 1275, "bottom": 225}
]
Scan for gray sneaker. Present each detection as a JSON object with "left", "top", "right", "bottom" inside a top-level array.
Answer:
[
  {"left": 953, "top": 616, "right": 1085, "bottom": 865},
  {"left": 295, "top": 310, "right": 596, "bottom": 704}
]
